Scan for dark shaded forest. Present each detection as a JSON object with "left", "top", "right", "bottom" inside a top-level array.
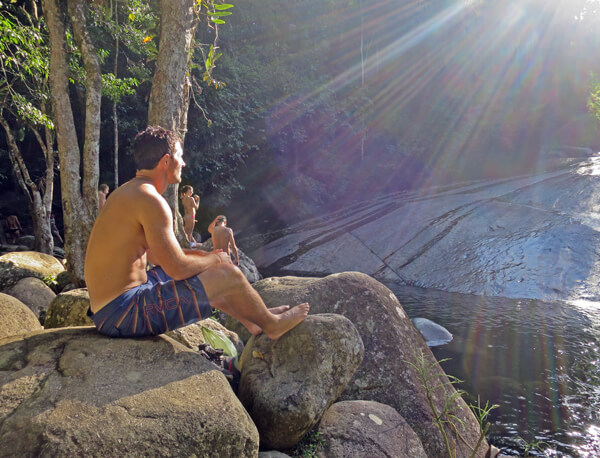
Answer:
[{"left": 2, "top": 0, "right": 600, "bottom": 237}]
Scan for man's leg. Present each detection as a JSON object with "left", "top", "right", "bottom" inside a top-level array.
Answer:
[{"left": 198, "top": 263, "right": 309, "bottom": 340}]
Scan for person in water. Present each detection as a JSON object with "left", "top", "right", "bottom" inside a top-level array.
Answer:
[
  {"left": 179, "top": 184, "right": 199, "bottom": 246},
  {"left": 208, "top": 215, "right": 239, "bottom": 266},
  {"left": 84, "top": 125, "right": 309, "bottom": 339}
]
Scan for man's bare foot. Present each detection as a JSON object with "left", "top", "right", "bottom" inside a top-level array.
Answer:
[
  {"left": 238, "top": 318, "right": 262, "bottom": 336},
  {"left": 268, "top": 305, "right": 290, "bottom": 315},
  {"left": 263, "top": 303, "right": 310, "bottom": 340}
]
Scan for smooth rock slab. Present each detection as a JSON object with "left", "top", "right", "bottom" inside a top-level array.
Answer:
[
  {"left": 238, "top": 314, "right": 364, "bottom": 450},
  {"left": 317, "top": 400, "right": 427, "bottom": 458},
  {"left": 0, "top": 327, "right": 259, "bottom": 457}
]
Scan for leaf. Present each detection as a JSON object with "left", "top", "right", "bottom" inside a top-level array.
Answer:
[
  {"left": 209, "top": 11, "right": 232, "bottom": 17},
  {"left": 201, "top": 326, "right": 237, "bottom": 357},
  {"left": 141, "top": 36, "right": 153, "bottom": 44},
  {"left": 211, "top": 18, "right": 226, "bottom": 24},
  {"left": 213, "top": 4, "right": 234, "bottom": 10}
]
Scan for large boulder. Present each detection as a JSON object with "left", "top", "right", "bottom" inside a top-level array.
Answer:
[
  {"left": 3, "top": 277, "right": 56, "bottom": 320},
  {"left": 44, "top": 288, "right": 93, "bottom": 328},
  {"left": 237, "top": 314, "right": 364, "bottom": 450},
  {"left": 317, "top": 400, "right": 427, "bottom": 457},
  {"left": 198, "top": 238, "right": 262, "bottom": 283},
  {"left": 0, "top": 327, "right": 259, "bottom": 456},
  {"left": 0, "top": 251, "right": 65, "bottom": 291},
  {"left": 238, "top": 272, "right": 489, "bottom": 458},
  {"left": 0, "top": 292, "right": 43, "bottom": 339}
]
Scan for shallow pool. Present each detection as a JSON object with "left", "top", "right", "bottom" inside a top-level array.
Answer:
[{"left": 388, "top": 284, "right": 600, "bottom": 457}]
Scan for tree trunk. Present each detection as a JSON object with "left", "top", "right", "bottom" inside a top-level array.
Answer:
[
  {"left": 113, "top": 3, "right": 119, "bottom": 188},
  {"left": 148, "top": 0, "right": 198, "bottom": 247},
  {"left": 0, "top": 115, "right": 53, "bottom": 253},
  {"left": 43, "top": 0, "right": 100, "bottom": 285}
]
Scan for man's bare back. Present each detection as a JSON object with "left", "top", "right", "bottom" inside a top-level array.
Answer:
[
  {"left": 208, "top": 215, "right": 239, "bottom": 265},
  {"left": 85, "top": 179, "right": 165, "bottom": 311}
]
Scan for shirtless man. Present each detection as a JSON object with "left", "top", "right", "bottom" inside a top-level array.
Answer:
[
  {"left": 208, "top": 215, "right": 239, "bottom": 265},
  {"left": 179, "top": 185, "right": 199, "bottom": 245},
  {"left": 98, "top": 184, "right": 109, "bottom": 212},
  {"left": 84, "top": 126, "right": 309, "bottom": 339}
]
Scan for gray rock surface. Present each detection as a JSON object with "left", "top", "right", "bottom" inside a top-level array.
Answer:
[
  {"left": 237, "top": 314, "right": 364, "bottom": 450},
  {"left": 411, "top": 317, "right": 453, "bottom": 347},
  {"left": 0, "top": 251, "right": 65, "bottom": 291},
  {"left": 0, "top": 327, "right": 259, "bottom": 457},
  {"left": 16, "top": 235, "right": 35, "bottom": 249},
  {"left": 198, "top": 238, "right": 262, "bottom": 283},
  {"left": 248, "top": 157, "right": 600, "bottom": 302},
  {"left": 43, "top": 288, "right": 93, "bottom": 328},
  {"left": 3, "top": 277, "right": 56, "bottom": 319},
  {"left": 0, "top": 292, "right": 43, "bottom": 339},
  {"left": 317, "top": 400, "right": 427, "bottom": 458},
  {"left": 244, "top": 272, "right": 488, "bottom": 457}
]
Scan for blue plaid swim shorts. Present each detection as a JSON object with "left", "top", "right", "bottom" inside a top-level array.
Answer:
[{"left": 88, "top": 266, "right": 213, "bottom": 337}]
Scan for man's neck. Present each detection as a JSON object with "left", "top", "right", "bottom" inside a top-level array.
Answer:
[{"left": 135, "top": 170, "right": 167, "bottom": 193}]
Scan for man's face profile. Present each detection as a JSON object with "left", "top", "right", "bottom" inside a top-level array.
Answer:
[{"left": 167, "top": 142, "right": 185, "bottom": 184}]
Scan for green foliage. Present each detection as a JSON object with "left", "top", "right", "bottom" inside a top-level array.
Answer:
[
  {"left": 517, "top": 435, "right": 548, "bottom": 457},
  {"left": 42, "top": 275, "right": 58, "bottom": 289},
  {"left": 0, "top": 7, "right": 52, "bottom": 129},
  {"left": 101, "top": 73, "right": 139, "bottom": 103},
  {"left": 405, "top": 350, "right": 496, "bottom": 458},
  {"left": 289, "top": 430, "right": 325, "bottom": 458},
  {"left": 588, "top": 74, "right": 600, "bottom": 122}
]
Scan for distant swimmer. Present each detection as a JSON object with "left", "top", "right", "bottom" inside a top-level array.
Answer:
[{"left": 208, "top": 215, "right": 239, "bottom": 266}]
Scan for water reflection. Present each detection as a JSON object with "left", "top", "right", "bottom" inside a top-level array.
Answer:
[{"left": 388, "top": 284, "right": 600, "bottom": 457}]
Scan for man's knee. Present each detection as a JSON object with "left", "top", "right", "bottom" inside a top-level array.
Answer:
[{"left": 201, "top": 262, "right": 246, "bottom": 291}]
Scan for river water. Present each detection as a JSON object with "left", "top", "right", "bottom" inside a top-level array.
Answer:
[{"left": 388, "top": 284, "right": 600, "bottom": 457}]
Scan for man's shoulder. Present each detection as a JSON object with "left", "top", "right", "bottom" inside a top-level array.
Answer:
[{"left": 111, "top": 182, "right": 167, "bottom": 211}]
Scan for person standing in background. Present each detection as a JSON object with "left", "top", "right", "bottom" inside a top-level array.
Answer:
[
  {"left": 5, "top": 214, "right": 22, "bottom": 244},
  {"left": 179, "top": 185, "right": 200, "bottom": 246},
  {"left": 98, "top": 184, "right": 110, "bottom": 212}
]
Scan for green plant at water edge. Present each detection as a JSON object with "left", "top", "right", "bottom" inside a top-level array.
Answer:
[
  {"left": 406, "top": 350, "right": 498, "bottom": 458},
  {"left": 517, "top": 435, "right": 548, "bottom": 457},
  {"left": 42, "top": 275, "right": 58, "bottom": 289},
  {"left": 469, "top": 396, "right": 499, "bottom": 458},
  {"left": 290, "top": 430, "right": 325, "bottom": 458}
]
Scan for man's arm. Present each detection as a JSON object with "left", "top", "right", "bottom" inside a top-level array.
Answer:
[
  {"left": 98, "top": 192, "right": 107, "bottom": 210},
  {"left": 207, "top": 216, "right": 218, "bottom": 235},
  {"left": 139, "top": 189, "right": 230, "bottom": 279}
]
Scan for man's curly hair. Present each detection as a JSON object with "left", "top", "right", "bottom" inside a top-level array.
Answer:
[{"left": 133, "top": 126, "right": 181, "bottom": 170}]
